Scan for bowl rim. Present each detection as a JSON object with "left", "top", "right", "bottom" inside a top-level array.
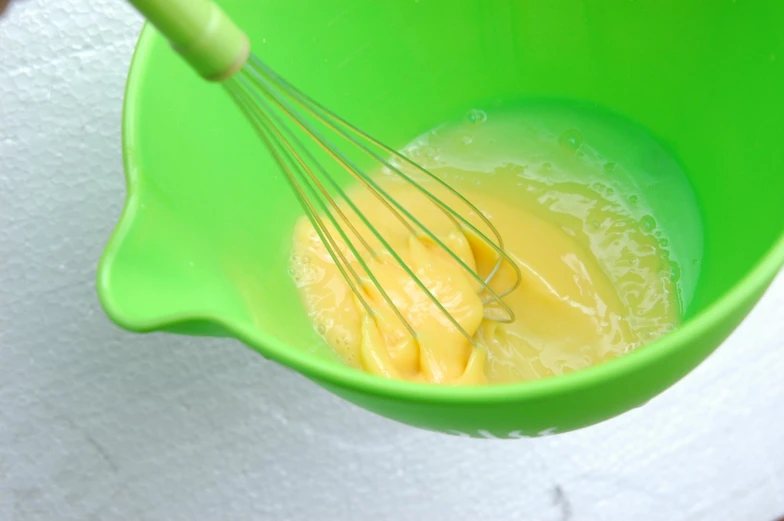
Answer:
[{"left": 99, "top": 23, "right": 784, "bottom": 405}]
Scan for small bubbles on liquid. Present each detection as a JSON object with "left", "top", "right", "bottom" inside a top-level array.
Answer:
[
  {"left": 691, "top": 258, "right": 699, "bottom": 266},
  {"left": 423, "top": 146, "right": 440, "bottom": 160},
  {"left": 628, "top": 194, "right": 638, "bottom": 204},
  {"left": 660, "top": 324, "right": 675, "bottom": 335},
  {"left": 658, "top": 238, "right": 669, "bottom": 247},
  {"left": 639, "top": 215, "right": 656, "bottom": 232},
  {"left": 558, "top": 129, "right": 583, "bottom": 151},
  {"left": 603, "top": 162, "right": 617, "bottom": 173},
  {"left": 605, "top": 187, "right": 614, "bottom": 196},
  {"left": 541, "top": 162, "right": 553, "bottom": 173},
  {"left": 460, "top": 135, "right": 474, "bottom": 145},
  {"left": 669, "top": 261, "right": 682, "bottom": 282},
  {"left": 317, "top": 324, "right": 326, "bottom": 334},
  {"left": 466, "top": 109, "right": 487, "bottom": 124},
  {"left": 590, "top": 220, "right": 600, "bottom": 230}
]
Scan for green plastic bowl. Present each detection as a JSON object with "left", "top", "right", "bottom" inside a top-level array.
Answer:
[{"left": 98, "top": 0, "right": 784, "bottom": 438}]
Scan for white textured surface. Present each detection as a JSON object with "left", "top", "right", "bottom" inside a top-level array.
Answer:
[{"left": 1, "top": 1, "right": 783, "bottom": 520}]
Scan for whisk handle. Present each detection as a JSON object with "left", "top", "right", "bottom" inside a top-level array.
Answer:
[{"left": 127, "top": 0, "right": 249, "bottom": 81}]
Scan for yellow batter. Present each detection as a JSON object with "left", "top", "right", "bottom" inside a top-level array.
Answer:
[{"left": 290, "top": 166, "right": 679, "bottom": 385}]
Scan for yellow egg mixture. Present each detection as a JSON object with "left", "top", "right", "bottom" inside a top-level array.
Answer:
[{"left": 290, "top": 107, "right": 686, "bottom": 385}]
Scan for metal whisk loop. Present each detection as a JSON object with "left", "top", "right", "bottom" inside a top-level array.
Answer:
[
  {"left": 229, "top": 95, "right": 370, "bottom": 310},
  {"left": 231, "top": 76, "right": 482, "bottom": 343},
  {"left": 243, "top": 59, "right": 520, "bottom": 323},
  {"left": 225, "top": 57, "right": 523, "bottom": 346},
  {"left": 241, "top": 69, "right": 518, "bottom": 327},
  {"left": 227, "top": 87, "right": 419, "bottom": 341},
  {"left": 247, "top": 56, "right": 523, "bottom": 301}
]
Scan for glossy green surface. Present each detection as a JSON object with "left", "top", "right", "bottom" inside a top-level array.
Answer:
[
  {"left": 98, "top": 0, "right": 784, "bottom": 437},
  {"left": 128, "top": 0, "right": 249, "bottom": 80}
]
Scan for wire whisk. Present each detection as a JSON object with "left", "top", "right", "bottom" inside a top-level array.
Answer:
[
  {"left": 127, "top": 0, "right": 522, "bottom": 347},
  {"left": 225, "top": 56, "right": 521, "bottom": 344}
]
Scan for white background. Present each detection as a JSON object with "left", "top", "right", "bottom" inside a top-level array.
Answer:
[{"left": 1, "top": 1, "right": 783, "bottom": 519}]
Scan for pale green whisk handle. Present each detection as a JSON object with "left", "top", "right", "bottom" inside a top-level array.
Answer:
[{"left": 127, "top": 0, "right": 249, "bottom": 81}]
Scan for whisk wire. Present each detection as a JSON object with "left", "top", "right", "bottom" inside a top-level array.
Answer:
[
  {"left": 225, "top": 55, "right": 523, "bottom": 345},
  {"left": 232, "top": 72, "right": 488, "bottom": 340},
  {"left": 229, "top": 89, "right": 375, "bottom": 317},
  {"left": 229, "top": 78, "right": 425, "bottom": 341},
  {"left": 247, "top": 56, "right": 523, "bottom": 301},
  {"left": 240, "top": 61, "right": 518, "bottom": 320}
]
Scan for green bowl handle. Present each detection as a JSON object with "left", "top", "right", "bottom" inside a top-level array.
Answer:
[{"left": 127, "top": 0, "right": 249, "bottom": 80}]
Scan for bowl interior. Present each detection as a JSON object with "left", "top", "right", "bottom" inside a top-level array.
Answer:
[{"left": 100, "top": 0, "right": 784, "bottom": 383}]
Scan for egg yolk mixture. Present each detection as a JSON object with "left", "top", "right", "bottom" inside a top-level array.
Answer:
[{"left": 289, "top": 108, "right": 688, "bottom": 385}]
